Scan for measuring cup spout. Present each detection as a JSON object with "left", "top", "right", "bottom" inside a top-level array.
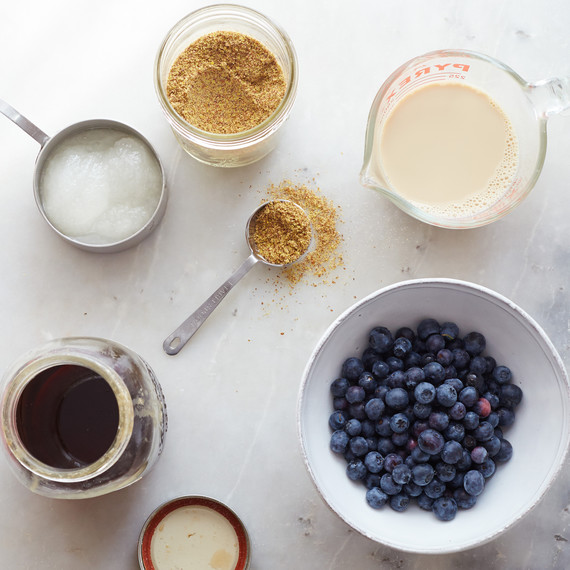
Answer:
[
  {"left": 0, "top": 99, "right": 50, "bottom": 146},
  {"left": 527, "top": 76, "right": 570, "bottom": 118}
]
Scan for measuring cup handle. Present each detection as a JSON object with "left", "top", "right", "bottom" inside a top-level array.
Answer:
[
  {"left": 527, "top": 77, "right": 570, "bottom": 117},
  {"left": 0, "top": 99, "right": 50, "bottom": 146},
  {"left": 163, "top": 253, "right": 259, "bottom": 355}
]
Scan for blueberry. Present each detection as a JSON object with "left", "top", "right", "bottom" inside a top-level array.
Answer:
[
  {"left": 330, "top": 430, "right": 349, "bottom": 453},
  {"left": 341, "top": 357, "right": 364, "bottom": 381},
  {"left": 444, "top": 422, "right": 465, "bottom": 442},
  {"left": 386, "top": 370, "right": 406, "bottom": 389},
  {"left": 364, "top": 398, "right": 385, "bottom": 421},
  {"left": 483, "top": 436, "right": 502, "bottom": 457},
  {"left": 444, "top": 365, "right": 458, "bottom": 380},
  {"left": 452, "top": 348, "right": 471, "bottom": 370},
  {"left": 346, "top": 459, "right": 367, "bottom": 481},
  {"left": 358, "top": 371, "right": 377, "bottom": 393},
  {"left": 404, "top": 367, "right": 425, "bottom": 390},
  {"left": 428, "top": 411, "right": 449, "bottom": 432},
  {"left": 478, "top": 457, "right": 496, "bottom": 478},
  {"left": 405, "top": 351, "right": 422, "bottom": 369},
  {"left": 436, "top": 348, "right": 454, "bottom": 367},
  {"left": 385, "top": 388, "right": 409, "bottom": 410},
  {"left": 412, "top": 419, "right": 429, "bottom": 438},
  {"left": 435, "top": 461, "right": 456, "bottom": 483},
  {"left": 330, "top": 377, "right": 349, "bottom": 397},
  {"left": 492, "top": 365, "right": 512, "bottom": 384},
  {"left": 349, "top": 436, "right": 369, "bottom": 457},
  {"left": 449, "top": 401, "right": 466, "bottom": 420},
  {"left": 486, "top": 411, "right": 499, "bottom": 428},
  {"left": 404, "top": 481, "right": 423, "bottom": 497},
  {"left": 345, "top": 418, "right": 362, "bottom": 437},
  {"left": 417, "top": 318, "right": 440, "bottom": 340},
  {"left": 423, "top": 362, "right": 446, "bottom": 385},
  {"left": 391, "top": 432, "right": 409, "bottom": 449},
  {"left": 365, "top": 473, "right": 382, "bottom": 490},
  {"left": 469, "top": 355, "right": 488, "bottom": 375},
  {"left": 377, "top": 437, "right": 395, "bottom": 456},
  {"left": 483, "top": 391, "right": 500, "bottom": 410},
  {"left": 413, "top": 402, "right": 432, "bottom": 419},
  {"left": 410, "top": 446, "right": 430, "bottom": 464},
  {"left": 396, "top": 326, "right": 416, "bottom": 342},
  {"left": 390, "top": 493, "right": 410, "bottom": 512},
  {"left": 441, "top": 322, "right": 460, "bottom": 341},
  {"left": 386, "top": 356, "right": 404, "bottom": 372},
  {"left": 444, "top": 377, "right": 464, "bottom": 393},
  {"left": 390, "top": 412, "right": 410, "bottom": 434},
  {"left": 463, "top": 411, "right": 480, "bottom": 430},
  {"left": 495, "top": 439, "right": 513, "bottom": 462},
  {"left": 374, "top": 385, "right": 389, "bottom": 400},
  {"left": 412, "top": 463, "right": 435, "bottom": 486},
  {"left": 328, "top": 410, "right": 347, "bottom": 430},
  {"left": 426, "top": 334, "right": 446, "bottom": 354},
  {"left": 463, "top": 470, "right": 485, "bottom": 496},
  {"left": 485, "top": 356, "right": 497, "bottom": 374},
  {"left": 371, "top": 359, "right": 390, "bottom": 380},
  {"left": 415, "top": 382, "right": 436, "bottom": 405},
  {"left": 333, "top": 397, "right": 348, "bottom": 411},
  {"left": 384, "top": 452, "right": 403, "bottom": 473},
  {"left": 463, "top": 434, "right": 477, "bottom": 450},
  {"left": 392, "top": 336, "right": 413, "bottom": 359},
  {"left": 361, "top": 420, "right": 376, "bottom": 439},
  {"left": 420, "top": 352, "right": 436, "bottom": 366},
  {"left": 417, "top": 493, "right": 434, "bottom": 511},
  {"left": 369, "top": 326, "right": 394, "bottom": 354},
  {"left": 345, "top": 385, "right": 365, "bottom": 404},
  {"left": 432, "top": 497, "right": 458, "bottom": 521},
  {"left": 470, "top": 446, "right": 488, "bottom": 464},
  {"left": 418, "top": 429, "right": 445, "bottom": 455},
  {"left": 456, "top": 449, "right": 472, "bottom": 472},
  {"left": 441, "top": 440, "right": 463, "bottom": 464},
  {"left": 364, "top": 451, "right": 385, "bottom": 473},
  {"left": 392, "top": 464, "right": 412, "bottom": 485},
  {"left": 362, "top": 347, "right": 381, "bottom": 371},
  {"left": 453, "top": 488, "right": 477, "bottom": 509},
  {"left": 424, "top": 478, "right": 446, "bottom": 499},
  {"left": 465, "top": 373, "right": 486, "bottom": 394},
  {"left": 449, "top": 470, "right": 465, "bottom": 489},
  {"left": 497, "top": 407, "right": 515, "bottom": 427},
  {"left": 375, "top": 417, "right": 393, "bottom": 437},
  {"left": 380, "top": 473, "right": 402, "bottom": 495},
  {"left": 499, "top": 384, "right": 523, "bottom": 408},
  {"left": 436, "top": 384, "right": 457, "bottom": 407},
  {"left": 348, "top": 402, "right": 366, "bottom": 420},
  {"left": 366, "top": 487, "right": 388, "bottom": 509},
  {"left": 472, "top": 397, "right": 491, "bottom": 418},
  {"left": 463, "top": 331, "right": 486, "bottom": 356},
  {"left": 473, "top": 421, "right": 494, "bottom": 442}
]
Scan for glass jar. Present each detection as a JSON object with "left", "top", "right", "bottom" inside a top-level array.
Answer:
[
  {"left": 154, "top": 4, "right": 298, "bottom": 167},
  {"left": 0, "top": 337, "right": 167, "bottom": 499}
]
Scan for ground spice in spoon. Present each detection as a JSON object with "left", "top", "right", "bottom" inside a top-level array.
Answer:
[
  {"left": 166, "top": 30, "right": 286, "bottom": 134},
  {"left": 250, "top": 201, "right": 311, "bottom": 265}
]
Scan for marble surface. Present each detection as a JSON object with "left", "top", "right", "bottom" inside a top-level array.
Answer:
[{"left": 1, "top": 0, "right": 569, "bottom": 568}]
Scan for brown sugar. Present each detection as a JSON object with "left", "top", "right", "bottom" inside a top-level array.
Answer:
[{"left": 166, "top": 31, "right": 286, "bottom": 134}]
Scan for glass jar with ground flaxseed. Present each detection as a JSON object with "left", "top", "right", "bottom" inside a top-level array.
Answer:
[{"left": 154, "top": 4, "right": 298, "bottom": 167}]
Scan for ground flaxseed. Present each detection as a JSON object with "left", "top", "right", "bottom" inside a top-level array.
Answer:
[
  {"left": 250, "top": 201, "right": 311, "bottom": 265},
  {"left": 166, "top": 30, "right": 286, "bottom": 134},
  {"left": 266, "top": 181, "right": 344, "bottom": 286}
]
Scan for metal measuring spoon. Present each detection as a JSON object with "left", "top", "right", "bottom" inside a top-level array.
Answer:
[{"left": 163, "top": 200, "right": 312, "bottom": 355}]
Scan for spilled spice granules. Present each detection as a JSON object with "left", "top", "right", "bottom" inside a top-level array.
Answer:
[
  {"left": 250, "top": 201, "right": 311, "bottom": 265},
  {"left": 266, "top": 181, "right": 344, "bottom": 286},
  {"left": 166, "top": 30, "right": 286, "bottom": 134}
]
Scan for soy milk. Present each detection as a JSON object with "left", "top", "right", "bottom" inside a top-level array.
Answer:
[{"left": 378, "top": 83, "right": 518, "bottom": 218}]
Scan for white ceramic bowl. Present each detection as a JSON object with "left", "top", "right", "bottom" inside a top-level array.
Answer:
[{"left": 297, "top": 278, "right": 570, "bottom": 553}]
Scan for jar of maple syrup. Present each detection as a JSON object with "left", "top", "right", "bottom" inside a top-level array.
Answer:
[{"left": 0, "top": 337, "right": 167, "bottom": 499}]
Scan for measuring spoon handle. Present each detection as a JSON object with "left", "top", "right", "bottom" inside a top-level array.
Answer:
[
  {"left": 0, "top": 99, "right": 50, "bottom": 146},
  {"left": 163, "top": 253, "right": 259, "bottom": 355}
]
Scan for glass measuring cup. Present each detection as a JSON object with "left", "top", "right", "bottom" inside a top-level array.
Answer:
[
  {"left": 360, "top": 49, "right": 570, "bottom": 229},
  {"left": 163, "top": 200, "right": 312, "bottom": 355},
  {"left": 0, "top": 99, "right": 167, "bottom": 252}
]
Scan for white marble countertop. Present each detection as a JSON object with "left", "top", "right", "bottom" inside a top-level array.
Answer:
[{"left": 1, "top": 0, "right": 569, "bottom": 568}]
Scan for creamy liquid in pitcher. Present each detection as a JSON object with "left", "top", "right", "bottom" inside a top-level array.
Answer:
[{"left": 377, "top": 82, "right": 518, "bottom": 218}]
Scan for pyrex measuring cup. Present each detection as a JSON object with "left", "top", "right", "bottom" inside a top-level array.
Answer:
[
  {"left": 0, "top": 99, "right": 167, "bottom": 252},
  {"left": 360, "top": 49, "right": 570, "bottom": 229}
]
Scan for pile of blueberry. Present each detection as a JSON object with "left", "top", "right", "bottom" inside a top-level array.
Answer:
[{"left": 328, "top": 318, "right": 523, "bottom": 521}]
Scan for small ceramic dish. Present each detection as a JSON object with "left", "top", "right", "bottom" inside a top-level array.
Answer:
[{"left": 298, "top": 278, "right": 570, "bottom": 553}]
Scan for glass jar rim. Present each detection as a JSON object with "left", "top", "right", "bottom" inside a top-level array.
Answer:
[{"left": 1, "top": 349, "right": 134, "bottom": 483}]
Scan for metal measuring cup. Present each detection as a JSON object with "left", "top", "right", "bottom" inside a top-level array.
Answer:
[
  {"left": 163, "top": 200, "right": 312, "bottom": 355},
  {"left": 0, "top": 99, "right": 167, "bottom": 252}
]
